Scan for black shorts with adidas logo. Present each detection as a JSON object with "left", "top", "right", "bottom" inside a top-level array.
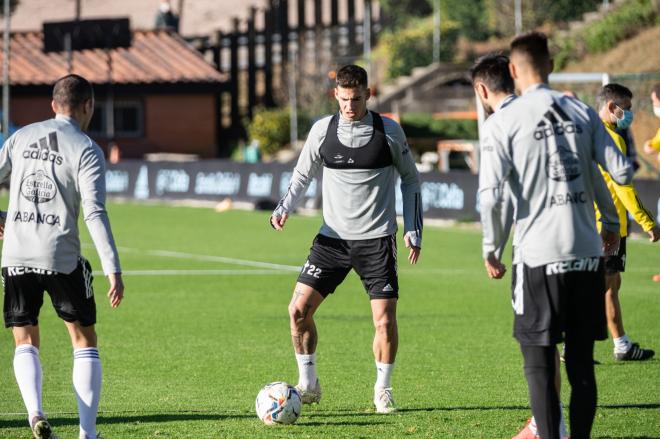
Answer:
[
  {"left": 3, "top": 257, "right": 96, "bottom": 328},
  {"left": 298, "top": 233, "right": 399, "bottom": 300}
]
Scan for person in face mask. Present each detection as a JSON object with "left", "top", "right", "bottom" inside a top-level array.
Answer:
[
  {"left": 643, "top": 84, "right": 660, "bottom": 282},
  {"left": 595, "top": 82, "right": 659, "bottom": 359},
  {"left": 643, "top": 83, "right": 660, "bottom": 158}
]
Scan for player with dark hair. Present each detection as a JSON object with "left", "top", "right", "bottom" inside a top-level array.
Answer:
[
  {"left": 595, "top": 83, "right": 659, "bottom": 361},
  {"left": 473, "top": 54, "right": 565, "bottom": 439},
  {"left": 479, "top": 32, "right": 632, "bottom": 438},
  {"left": 271, "top": 64, "right": 423, "bottom": 413},
  {"left": 0, "top": 74, "right": 124, "bottom": 439}
]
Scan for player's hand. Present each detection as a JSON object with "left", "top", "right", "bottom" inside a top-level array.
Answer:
[
  {"left": 484, "top": 253, "right": 506, "bottom": 279},
  {"left": 403, "top": 233, "right": 421, "bottom": 264},
  {"left": 107, "top": 273, "right": 124, "bottom": 308},
  {"left": 270, "top": 212, "right": 289, "bottom": 231},
  {"left": 648, "top": 225, "right": 660, "bottom": 242},
  {"left": 600, "top": 229, "right": 620, "bottom": 256}
]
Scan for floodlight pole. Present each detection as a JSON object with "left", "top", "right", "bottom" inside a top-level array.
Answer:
[
  {"left": 2, "top": 0, "right": 10, "bottom": 141},
  {"left": 433, "top": 0, "right": 441, "bottom": 63},
  {"left": 514, "top": 0, "right": 522, "bottom": 35},
  {"left": 66, "top": 0, "right": 82, "bottom": 73},
  {"left": 289, "top": 46, "right": 298, "bottom": 148},
  {"left": 363, "top": 0, "right": 372, "bottom": 81},
  {"left": 105, "top": 46, "right": 115, "bottom": 141}
]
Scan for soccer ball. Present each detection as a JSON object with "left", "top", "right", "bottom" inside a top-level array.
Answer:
[{"left": 255, "top": 381, "right": 302, "bottom": 425}]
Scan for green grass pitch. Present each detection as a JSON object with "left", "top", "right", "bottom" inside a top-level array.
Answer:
[{"left": 0, "top": 201, "right": 658, "bottom": 438}]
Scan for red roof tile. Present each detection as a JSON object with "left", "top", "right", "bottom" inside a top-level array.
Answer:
[{"left": 1, "top": 29, "right": 226, "bottom": 86}]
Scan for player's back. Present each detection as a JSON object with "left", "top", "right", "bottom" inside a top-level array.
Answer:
[
  {"left": 500, "top": 85, "right": 610, "bottom": 266},
  {"left": 0, "top": 115, "right": 104, "bottom": 274}
]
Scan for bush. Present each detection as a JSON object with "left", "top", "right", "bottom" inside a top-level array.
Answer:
[
  {"left": 401, "top": 113, "right": 478, "bottom": 140},
  {"left": 379, "top": 17, "right": 460, "bottom": 80},
  {"left": 247, "top": 108, "right": 312, "bottom": 156},
  {"left": 553, "top": 0, "right": 658, "bottom": 69},
  {"left": 582, "top": 0, "right": 658, "bottom": 53},
  {"left": 379, "top": 0, "right": 432, "bottom": 29}
]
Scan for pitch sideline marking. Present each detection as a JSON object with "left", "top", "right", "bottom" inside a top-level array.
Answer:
[
  {"left": 82, "top": 243, "right": 300, "bottom": 272},
  {"left": 91, "top": 269, "right": 293, "bottom": 276}
]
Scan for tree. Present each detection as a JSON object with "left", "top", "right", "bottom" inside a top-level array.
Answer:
[{"left": 379, "top": 0, "right": 433, "bottom": 29}]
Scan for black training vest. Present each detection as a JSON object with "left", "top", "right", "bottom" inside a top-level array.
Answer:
[{"left": 319, "top": 111, "right": 393, "bottom": 169}]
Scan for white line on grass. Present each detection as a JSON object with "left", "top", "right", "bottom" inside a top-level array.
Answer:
[
  {"left": 82, "top": 243, "right": 300, "bottom": 272},
  {"left": 92, "top": 269, "right": 294, "bottom": 276}
]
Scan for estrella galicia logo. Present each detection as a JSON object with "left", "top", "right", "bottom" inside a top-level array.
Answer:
[
  {"left": 20, "top": 170, "right": 58, "bottom": 203},
  {"left": 22, "top": 132, "right": 64, "bottom": 166},
  {"left": 546, "top": 145, "right": 581, "bottom": 181}
]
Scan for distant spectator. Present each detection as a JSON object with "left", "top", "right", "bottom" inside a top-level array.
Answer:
[
  {"left": 643, "top": 83, "right": 660, "bottom": 161},
  {"left": 243, "top": 140, "right": 261, "bottom": 163},
  {"left": 155, "top": 0, "right": 179, "bottom": 32},
  {"left": 108, "top": 141, "right": 122, "bottom": 164}
]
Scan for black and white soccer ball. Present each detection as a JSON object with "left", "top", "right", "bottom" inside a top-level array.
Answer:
[{"left": 255, "top": 381, "right": 302, "bottom": 425}]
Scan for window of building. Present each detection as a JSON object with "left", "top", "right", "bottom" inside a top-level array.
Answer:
[{"left": 89, "top": 100, "right": 144, "bottom": 138}]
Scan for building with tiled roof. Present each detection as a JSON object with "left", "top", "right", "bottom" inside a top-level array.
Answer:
[{"left": 3, "top": 29, "right": 228, "bottom": 158}]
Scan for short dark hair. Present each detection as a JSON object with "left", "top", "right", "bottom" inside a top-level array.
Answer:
[
  {"left": 336, "top": 65, "right": 368, "bottom": 88},
  {"left": 510, "top": 32, "right": 550, "bottom": 73},
  {"left": 469, "top": 54, "right": 514, "bottom": 94},
  {"left": 596, "top": 83, "right": 633, "bottom": 109},
  {"left": 52, "top": 74, "right": 94, "bottom": 110}
]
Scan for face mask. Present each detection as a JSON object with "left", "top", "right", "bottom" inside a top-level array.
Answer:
[
  {"left": 654, "top": 106, "right": 660, "bottom": 118},
  {"left": 613, "top": 106, "right": 634, "bottom": 130}
]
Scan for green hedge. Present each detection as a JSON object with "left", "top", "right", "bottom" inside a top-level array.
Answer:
[
  {"left": 401, "top": 113, "right": 478, "bottom": 140},
  {"left": 247, "top": 108, "right": 312, "bottom": 156},
  {"left": 554, "top": 0, "right": 659, "bottom": 69},
  {"left": 378, "top": 16, "right": 459, "bottom": 80},
  {"left": 583, "top": 0, "right": 658, "bottom": 53}
]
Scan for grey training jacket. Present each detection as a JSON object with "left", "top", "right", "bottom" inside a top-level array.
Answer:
[
  {"left": 0, "top": 114, "right": 121, "bottom": 275},
  {"left": 274, "top": 111, "right": 423, "bottom": 247},
  {"left": 479, "top": 84, "right": 632, "bottom": 267}
]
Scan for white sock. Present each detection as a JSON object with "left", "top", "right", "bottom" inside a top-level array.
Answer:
[
  {"left": 375, "top": 362, "right": 395, "bottom": 390},
  {"left": 559, "top": 402, "right": 568, "bottom": 438},
  {"left": 13, "top": 344, "right": 44, "bottom": 424},
  {"left": 73, "top": 348, "right": 102, "bottom": 439},
  {"left": 295, "top": 353, "right": 317, "bottom": 390},
  {"left": 529, "top": 402, "right": 567, "bottom": 437},
  {"left": 529, "top": 416, "right": 538, "bottom": 435},
  {"left": 613, "top": 335, "right": 631, "bottom": 353}
]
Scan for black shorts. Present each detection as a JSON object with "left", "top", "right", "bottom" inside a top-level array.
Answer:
[
  {"left": 3, "top": 258, "right": 96, "bottom": 328},
  {"left": 297, "top": 234, "right": 398, "bottom": 300},
  {"left": 511, "top": 257, "right": 606, "bottom": 346},
  {"left": 605, "top": 237, "right": 626, "bottom": 274}
]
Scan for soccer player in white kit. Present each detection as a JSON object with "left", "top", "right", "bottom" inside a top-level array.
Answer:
[{"left": 0, "top": 74, "right": 124, "bottom": 439}]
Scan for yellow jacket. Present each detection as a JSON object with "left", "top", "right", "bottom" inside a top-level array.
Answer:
[
  {"left": 596, "top": 121, "right": 656, "bottom": 237},
  {"left": 650, "top": 127, "right": 660, "bottom": 151}
]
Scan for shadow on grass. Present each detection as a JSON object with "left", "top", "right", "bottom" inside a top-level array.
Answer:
[
  {"left": 595, "top": 437, "right": 659, "bottom": 439},
  {"left": 298, "top": 420, "right": 387, "bottom": 427},
  {"left": 302, "top": 402, "right": 660, "bottom": 418},
  {"left": 0, "top": 412, "right": 253, "bottom": 429}
]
